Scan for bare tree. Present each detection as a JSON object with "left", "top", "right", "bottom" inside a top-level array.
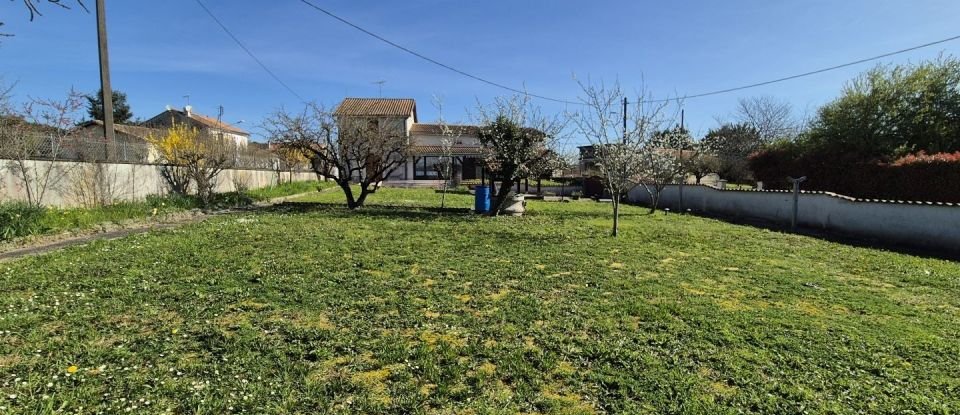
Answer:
[
  {"left": 735, "top": 96, "right": 797, "bottom": 142},
  {"left": 702, "top": 122, "right": 761, "bottom": 184},
  {"left": 553, "top": 148, "right": 580, "bottom": 199},
  {"left": 232, "top": 170, "right": 252, "bottom": 193},
  {"left": 0, "top": 80, "right": 11, "bottom": 196},
  {"left": 2, "top": 0, "right": 89, "bottom": 39},
  {"left": 265, "top": 103, "right": 411, "bottom": 209},
  {"left": 526, "top": 149, "right": 562, "bottom": 194},
  {"left": 638, "top": 147, "right": 685, "bottom": 213},
  {"left": 571, "top": 79, "right": 677, "bottom": 236},
  {"left": 431, "top": 96, "right": 461, "bottom": 209},
  {"left": 68, "top": 162, "right": 121, "bottom": 207},
  {"left": 273, "top": 145, "right": 309, "bottom": 184},
  {"left": 147, "top": 122, "right": 236, "bottom": 206},
  {"left": 0, "top": 89, "right": 85, "bottom": 206},
  {"left": 473, "top": 94, "right": 565, "bottom": 215},
  {"left": 684, "top": 141, "right": 720, "bottom": 184},
  {"left": 0, "top": 79, "right": 12, "bottom": 104},
  {"left": 188, "top": 137, "right": 235, "bottom": 206}
]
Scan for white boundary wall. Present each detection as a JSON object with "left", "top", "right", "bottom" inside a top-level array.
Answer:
[
  {"left": 0, "top": 159, "right": 316, "bottom": 207},
  {"left": 628, "top": 184, "right": 960, "bottom": 250}
]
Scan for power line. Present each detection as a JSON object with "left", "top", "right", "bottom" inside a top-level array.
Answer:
[
  {"left": 648, "top": 34, "right": 960, "bottom": 103},
  {"left": 194, "top": 0, "right": 306, "bottom": 102},
  {"left": 298, "top": 0, "right": 582, "bottom": 106},
  {"left": 296, "top": 0, "right": 960, "bottom": 106}
]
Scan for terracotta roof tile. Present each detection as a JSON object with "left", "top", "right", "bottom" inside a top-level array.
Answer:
[
  {"left": 187, "top": 112, "right": 249, "bottom": 135},
  {"left": 78, "top": 120, "right": 164, "bottom": 141},
  {"left": 335, "top": 98, "right": 416, "bottom": 118}
]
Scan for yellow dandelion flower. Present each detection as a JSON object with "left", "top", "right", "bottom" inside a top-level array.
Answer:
[{"left": 66, "top": 365, "right": 78, "bottom": 374}]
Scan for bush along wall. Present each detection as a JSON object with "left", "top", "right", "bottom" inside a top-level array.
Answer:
[{"left": 749, "top": 149, "right": 960, "bottom": 203}]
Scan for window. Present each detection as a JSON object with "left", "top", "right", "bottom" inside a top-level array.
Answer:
[{"left": 414, "top": 156, "right": 459, "bottom": 180}]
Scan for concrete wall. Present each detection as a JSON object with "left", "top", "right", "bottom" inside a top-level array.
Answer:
[
  {"left": 628, "top": 184, "right": 960, "bottom": 250},
  {"left": 0, "top": 158, "right": 316, "bottom": 207}
]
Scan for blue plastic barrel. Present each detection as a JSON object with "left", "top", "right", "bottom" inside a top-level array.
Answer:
[{"left": 474, "top": 186, "right": 491, "bottom": 213}]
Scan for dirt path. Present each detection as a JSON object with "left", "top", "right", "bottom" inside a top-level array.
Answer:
[
  {"left": 0, "top": 217, "right": 210, "bottom": 262},
  {"left": 0, "top": 190, "right": 318, "bottom": 263}
]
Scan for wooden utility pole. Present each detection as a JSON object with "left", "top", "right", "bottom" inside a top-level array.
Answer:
[
  {"left": 96, "top": 0, "right": 116, "bottom": 147},
  {"left": 622, "top": 97, "right": 628, "bottom": 140},
  {"left": 678, "top": 109, "right": 685, "bottom": 213}
]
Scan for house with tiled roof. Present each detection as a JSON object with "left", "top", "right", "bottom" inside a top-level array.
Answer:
[
  {"left": 144, "top": 105, "right": 250, "bottom": 148},
  {"left": 71, "top": 120, "right": 165, "bottom": 162},
  {"left": 334, "top": 98, "right": 485, "bottom": 184}
]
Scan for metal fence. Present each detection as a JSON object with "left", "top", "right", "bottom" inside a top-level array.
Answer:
[{"left": 0, "top": 133, "right": 309, "bottom": 171}]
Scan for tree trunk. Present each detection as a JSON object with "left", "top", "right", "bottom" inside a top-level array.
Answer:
[
  {"left": 440, "top": 180, "right": 447, "bottom": 209},
  {"left": 612, "top": 197, "right": 620, "bottom": 237},
  {"left": 488, "top": 178, "right": 513, "bottom": 216},
  {"left": 339, "top": 181, "right": 360, "bottom": 209},
  {"left": 353, "top": 188, "right": 370, "bottom": 209}
]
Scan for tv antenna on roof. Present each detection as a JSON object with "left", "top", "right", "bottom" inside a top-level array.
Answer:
[
  {"left": 183, "top": 94, "right": 191, "bottom": 106},
  {"left": 372, "top": 80, "right": 386, "bottom": 97}
]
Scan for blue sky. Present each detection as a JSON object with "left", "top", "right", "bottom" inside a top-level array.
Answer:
[{"left": 2, "top": 0, "right": 959, "bottom": 147}]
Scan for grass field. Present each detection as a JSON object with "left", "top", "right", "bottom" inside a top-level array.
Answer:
[
  {"left": 1, "top": 187, "right": 958, "bottom": 414},
  {"left": 0, "top": 180, "right": 331, "bottom": 242}
]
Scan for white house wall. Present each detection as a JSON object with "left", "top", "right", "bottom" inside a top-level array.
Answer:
[{"left": 414, "top": 134, "right": 481, "bottom": 146}]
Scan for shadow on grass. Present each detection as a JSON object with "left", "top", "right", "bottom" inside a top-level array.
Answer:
[
  {"left": 264, "top": 201, "right": 659, "bottom": 229},
  {"left": 264, "top": 201, "right": 475, "bottom": 221},
  {"left": 672, "top": 209, "right": 960, "bottom": 262}
]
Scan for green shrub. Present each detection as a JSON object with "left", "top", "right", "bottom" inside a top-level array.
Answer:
[
  {"left": 146, "top": 193, "right": 197, "bottom": 210},
  {"left": 0, "top": 203, "right": 49, "bottom": 241}
]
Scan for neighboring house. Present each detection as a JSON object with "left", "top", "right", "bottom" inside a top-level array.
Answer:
[
  {"left": 144, "top": 105, "right": 250, "bottom": 148},
  {"left": 73, "top": 120, "right": 164, "bottom": 162},
  {"left": 333, "top": 98, "right": 486, "bottom": 183},
  {"left": 76, "top": 120, "right": 162, "bottom": 142},
  {"left": 578, "top": 145, "right": 598, "bottom": 176}
]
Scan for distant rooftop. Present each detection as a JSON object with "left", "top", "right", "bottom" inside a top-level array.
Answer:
[
  {"left": 146, "top": 106, "right": 249, "bottom": 136},
  {"left": 335, "top": 98, "right": 417, "bottom": 120}
]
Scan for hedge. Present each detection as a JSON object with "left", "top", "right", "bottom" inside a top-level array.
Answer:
[{"left": 748, "top": 150, "right": 960, "bottom": 203}]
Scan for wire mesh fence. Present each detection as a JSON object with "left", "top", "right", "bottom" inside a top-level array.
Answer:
[{"left": 0, "top": 133, "right": 310, "bottom": 171}]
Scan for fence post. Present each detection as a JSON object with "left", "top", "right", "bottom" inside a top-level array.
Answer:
[
  {"left": 678, "top": 179, "right": 684, "bottom": 213},
  {"left": 788, "top": 176, "right": 807, "bottom": 231}
]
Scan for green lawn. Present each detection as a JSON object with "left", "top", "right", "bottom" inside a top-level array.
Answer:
[
  {"left": 1, "top": 188, "right": 958, "bottom": 414},
  {"left": 0, "top": 180, "right": 332, "bottom": 242}
]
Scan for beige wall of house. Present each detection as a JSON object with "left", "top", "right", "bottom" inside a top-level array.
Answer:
[
  {"left": 413, "top": 134, "right": 482, "bottom": 146},
  {"left": 0, "top": 159, "right": 315, "bottom": 207}
]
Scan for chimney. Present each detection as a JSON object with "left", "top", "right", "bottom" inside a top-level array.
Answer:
[{"left": 184, "top": 105, "right": 193, "bottom": 116}]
